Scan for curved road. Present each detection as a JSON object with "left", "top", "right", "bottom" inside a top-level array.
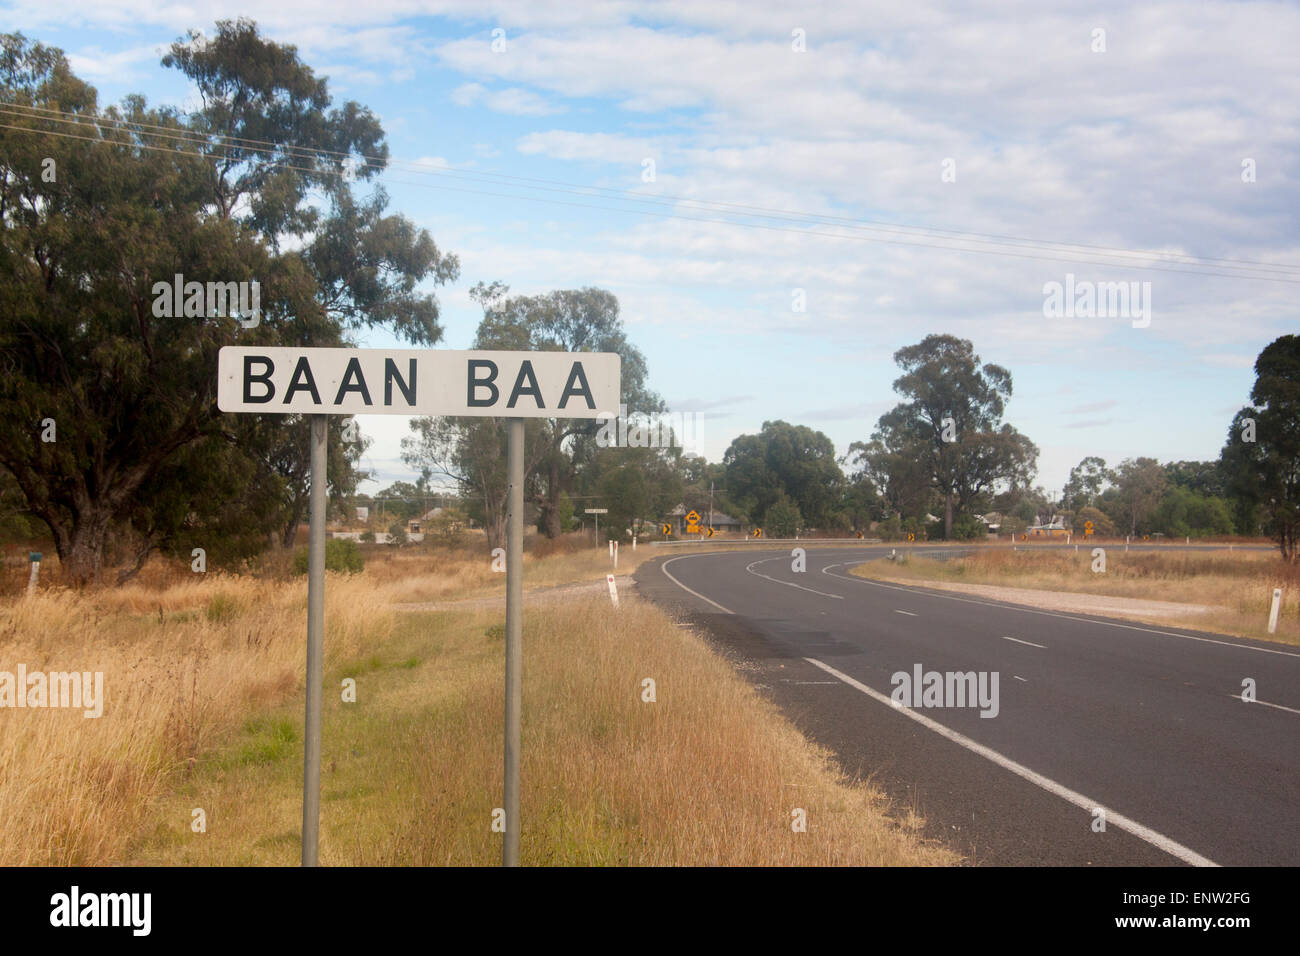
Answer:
[{"left": 634, "top": 545, "right": 1300, "bottom": 866}]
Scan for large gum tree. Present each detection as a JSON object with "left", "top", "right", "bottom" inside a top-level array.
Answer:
[{"left": 0, "top": 21, "right": 458, "bottom": 584}]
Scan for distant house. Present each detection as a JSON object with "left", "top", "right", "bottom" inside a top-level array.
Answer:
[
  {"left": 1028, "top": 515, "right": 1069, "bottom": 538},
  {"left": 709, "top": 511, "right": 742, "bottom": 532},
  {"left": 409, "top": 507, "right": 453, "bottom": 534},
  {"left": 407, "top": 507, "right": 440, "bottom": 534}
]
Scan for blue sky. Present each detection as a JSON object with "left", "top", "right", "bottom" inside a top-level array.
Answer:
[{"left": 6, "top": 1, "right": 1298, "bottom": 497}]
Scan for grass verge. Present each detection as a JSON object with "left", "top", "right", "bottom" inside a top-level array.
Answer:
[
  {"left": 850, "top": 547, "right": 1300, "bottom": 646},
  {"left": 2, "top": 551, "right": 956, "bottom": 866}
]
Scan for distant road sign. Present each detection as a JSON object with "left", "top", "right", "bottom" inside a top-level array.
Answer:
[
  {"left": 584, "top": 508, "right": 608, "bottom": 514},
  {"left": 661, "top": 523, "right": 672, "bottom": 536},
  {"left": 217, "top": 346, "right": 620, "bottom": 418},
  {"left": 907, "top": 533, "right": 915, "bottom": 542},
  {"left": 752, "top": 528, "right": 762, "bottom": 538},
  {"left": 685, "top": 510, "right": 701, "bottom": 524},
  {"left": 706, "top": 527, "right": 715, "bottom": 538}
]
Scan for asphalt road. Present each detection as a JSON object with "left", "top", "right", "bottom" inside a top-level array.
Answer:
[{"left": 634, "top": 545, "right": 1300, "bottom": 866}]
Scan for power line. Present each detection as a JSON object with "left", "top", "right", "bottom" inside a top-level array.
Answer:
[
  {"left": 7, "top": 99, "right": 1297, "bottom": 277},
  {"left": 2, "top": 103, "right": 1298, "bottom": 282}
]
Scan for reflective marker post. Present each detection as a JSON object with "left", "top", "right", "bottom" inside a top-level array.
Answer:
[
  {"left": 303, "top": 413, "right": 327, "bottom": 867},
  {"left": 504, "top": 418, "right": 524, "bottom": 867}
]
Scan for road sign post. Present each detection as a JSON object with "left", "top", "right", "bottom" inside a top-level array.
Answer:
[
  {"left": 217, "top": 346, "right": 619, "bottom": 868},
  {"left": 302, "top": 414, "right": 327, "bottom": 866},
  {"left": 584, "top": 507, "right": 607, "bottom": 545},
  {"left": 504, "top": 418, "right": 524, "bottom": 867}
]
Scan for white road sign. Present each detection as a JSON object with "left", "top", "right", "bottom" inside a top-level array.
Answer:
[
  {"left": 584, "top": 508, "right": 609, "bottom": 514},
  {"left": 217, "top": 347, "right": 620, "bottom": 418}
]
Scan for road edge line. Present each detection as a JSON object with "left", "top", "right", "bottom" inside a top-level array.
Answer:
[{"left": 803, "top": 655, "right": 1219, "bottom": 868}]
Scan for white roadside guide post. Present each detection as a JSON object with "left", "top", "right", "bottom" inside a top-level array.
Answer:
[
  {"left": 26, "top": 551, "right": 41, "bottom": 595},
  {"left": 218, "top": 346, "right": 619, "bottom": 867},
  {"left": 1268, "top": 588, "right": 1282, "bottom": 634}
]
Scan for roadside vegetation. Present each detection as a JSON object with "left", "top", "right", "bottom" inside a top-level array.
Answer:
[
  {"left": 0, "top": 543, "right": 956, "bottom": 866},
  {"left": 852, "top": 547, "right": 1300, "bottom": 646}
]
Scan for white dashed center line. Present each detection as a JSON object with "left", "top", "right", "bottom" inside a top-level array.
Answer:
[{"left": 1002, "top": 635, "right": 1045, "bottom": 648}]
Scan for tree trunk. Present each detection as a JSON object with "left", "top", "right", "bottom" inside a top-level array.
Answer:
[
  {"left": 944, "top": 492, "right": 954, "bottom": 540},
  {"left": 58, "top": 506, "right": 115, "bottom": 586},
  {"left": 116, "top": 539, "right": 157, "bottom": 585},
  {"left": 482, "top": 475, "right": 507, "bottom": 552},
  {"left": 541, "top": 456, "right": 563, "bottom": 538}
]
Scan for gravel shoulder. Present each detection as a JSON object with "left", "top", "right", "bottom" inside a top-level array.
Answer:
[{"left": 862, "top": 576, "right": 1212, "bottom": 619}]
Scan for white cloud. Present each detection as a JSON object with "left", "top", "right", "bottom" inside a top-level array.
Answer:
[{"left": 451, "top": 82, "right": 565, "bottom": 115}]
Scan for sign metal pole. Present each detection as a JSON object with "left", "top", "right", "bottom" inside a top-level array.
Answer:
[
  {"left": 504, "top": 417, "right": 524, "bottom": 866},
  {"left": 302, "top": 414, "right": 327, "bottom": 866},
  {"left": 217, "top": 347, "right": 619, "bottom": 869}
]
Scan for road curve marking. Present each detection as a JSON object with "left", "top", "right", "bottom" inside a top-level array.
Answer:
[
  {"left": 820, "top": 563, "right": 1300, "bottom": 659},
  {"left": 744, "top": 557, "right": 844, "bottom": 600},
  {"left": 803, "top": 655, "right": 1219, "bottom": 867},
  {"left": 661, "top": 554, "right": 735, "bottom": 615},
  {"left": 1002, "top": 636, "right": 1046, "bottom": 648},
  {"left": 893, "top": 609, "right": 918, "bottom": 617}
]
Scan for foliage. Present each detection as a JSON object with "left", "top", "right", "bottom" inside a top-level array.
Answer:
[
  {"left": 1220, "top": 335, "right": 1300, "bottom": 559},
  {"left": 1073, "top": 505, "right": 1115, "bottom": 537},
  {"left": 292, "top": 537, "right": 364, "bottom": 574},
  {"left": 763, "top": 496, "right": 803, "bottom": 538},
  {"left": 1152, "top": 488, "right": 1234, "bottom": 538},
  {"left": 950, "top": 513, "right": 987, "bottom": 540},
  {"left": 724, "top": 421, "right": 843, "bottom": 528},
  {"left": 847, "top": 335, "right": 1038, "bottom": 539},
  {"left": 0, "top": 24, "right": 456, "bottom": 583}
]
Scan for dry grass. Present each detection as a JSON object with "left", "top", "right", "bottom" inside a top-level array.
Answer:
[
  {"left": 366, "top": 539, "right": 654, "bottom": 606},
  {"left": 0, "top": 572, "right": 391, "bottom": 865},
  {"left": 852, "top": 547, "right": 1300, "bottom": 646},
  {"left": 1, "top": 544, "right": 955, "bottom": 867}
]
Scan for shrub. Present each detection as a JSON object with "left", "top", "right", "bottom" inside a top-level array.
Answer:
[
  {"left": 359, "top": 531, "right": 375, "bottom": 543},
  {"left": 950, "top": 514, "right": 986, "bottom": 540},
  {"left": 292, "top": 538, "right": 365, "bottom": 575},
  {"left": 387, "top": 523, "right": 408, "bottom": 546},
  {"left": 764, "top": 497, "right": 802, "bottom": 538}
]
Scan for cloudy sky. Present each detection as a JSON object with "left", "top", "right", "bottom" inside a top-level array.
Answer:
[{"left": 6, "top": 0, "right": 1298, "bottom": 495}]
